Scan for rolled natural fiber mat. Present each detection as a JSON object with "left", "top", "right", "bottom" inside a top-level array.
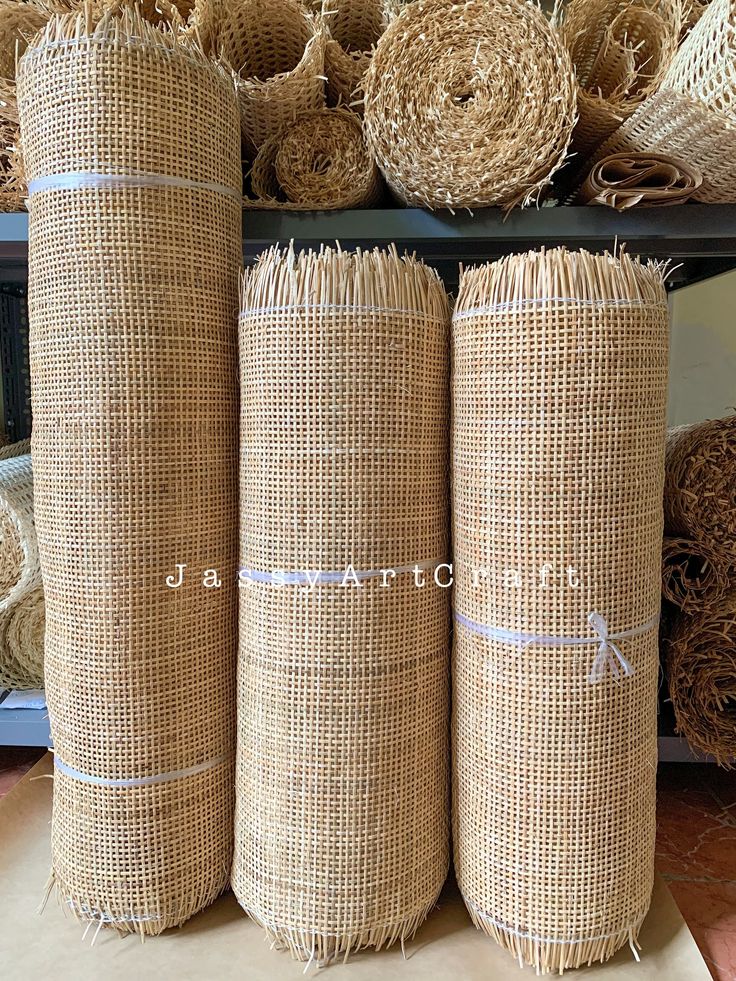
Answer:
[
  {"left": 452, "top": 247, "right": 669, "bottom": 973},
  {"left": 319, "top": 0, "right": 394, "bottom": 110},
  {"left": 667, "top": 607, "right": 736, "bottom": 767},
  {"left": 246, "top": 107, "right": 381, "bottom": 209},
  {"left": 0, "top": 0, "right": 48, "bottom": 127},
  {"left": 0, "top": 585, "right": 45, "bottom": 690},
  {"left": 363, "top": 0, "right": 576, "bottom": 211},
  {"left": 0, "top": 454, "right": 39, "bottom": 615},
  {"left": 234, "top": 245, "right": 451, "bottom": 962},
  {"left": 561, "top": 0, "right": 683, "bottom": 161},
  {"left": 664, "top": 417, "right": 736, "bottom": 555},
  {"left": 0, "top": 438, "right": 32, "bottom": 461},
  {"left": 576, "top": 152, "right": 702, "bottom": 209},
  {"left": 662, "top": 535, "right": 732, "bottom": 613},
  {"left": 201, "top": 0, "right": 326, "bottom": 156},
  {"left": 17, "top": 7, "right": 240, "bottom": 934}
]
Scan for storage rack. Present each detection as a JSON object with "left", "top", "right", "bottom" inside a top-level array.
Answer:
[{"left": 1, "top": 204, "right": 733, "bottom": 759}]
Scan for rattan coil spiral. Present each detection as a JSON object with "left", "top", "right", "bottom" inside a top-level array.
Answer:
[
  {"left": 662, "top": 535, "right": 733, "bottom": 613},
  {"left": 0, "top": 454, "right": 39, "bottom": 615},
  {"left": 0, "top": 585, "right": 44, "bottom": 690}
]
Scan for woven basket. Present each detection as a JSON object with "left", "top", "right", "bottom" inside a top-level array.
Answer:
[
  {"left": 595, "top": 0, "right": 736, "bottom": 202},
  {"left": 17, "top": 6, "right": 240, "bottom": 933},
  {"left": 452, "top": 247, "right": 669, "bottom": 973},
  {"left": 0, "top": 585, "right": 44, "bottom": 690},
  {"left": 664, "top": 417, "right": 736, "bottom": 556},
  {"left": 662, "top": 535, "right": 732, "bottom": 612},
  {"left": 363, "top": 0, "right": 576, "bottom": 211},
  {"left": 0, "top": 454, "right": 40, "bottom": 615},
  {"left": 667, "top": 606, "right": 736, "bottom": 767},
  {"left": 562, "top": 0, "right": 683, "bottom": 160},
  {"left": 246, "top": 107, "right": 381, "bottom": 209},
  {"left": 233, "top": 245, "right": 451, "bottom": 963},
  {"left": 201, "top": 0, "right": 326, "bottom": 157}
]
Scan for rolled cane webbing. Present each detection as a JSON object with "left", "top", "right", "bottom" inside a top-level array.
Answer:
[
  {"left": 0, "top": 585, "right": 45, "bottom": 690},
  {"left": 664, "top": 416, "right": 736, "bottom": 556},
  {"left": 561, "top": 0, "right": 683, "bottom": 160},
  {"left": 17, "top": 7, "right": 240, "bottom": 933},
  {"left": 662, "top": 535, "right": 732, "bottom": 612},
  {"left": 0, "top": 454, "right": 39, "bottom": 614},
  {"left": 452, "top": 248, "right": 669, "bottom": 973},
  {"left": 667, "top": 607, "right": 736, "bottom": 767},
  {"left": 319, "top": 0, "right": 393, "bottom": 110},
  {"left": 576, "top": 151, "right": 702, "bottom": 208},
  {"left": 246, "top": 107, "right": 381, "bottom": 209},
  {"left": 363, "top": 0, "right": 576, "bottom": 211},
  {"left": 234, "top": 245, "right": 451, "bottom": 962}
]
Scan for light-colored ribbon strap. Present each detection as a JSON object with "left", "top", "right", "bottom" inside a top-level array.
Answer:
[
  {"left": 27, "top": 171, "right": 242, "bottom": 204},
  {"left": 53, "top": 751, "right": 231, "bottom": 787},
  {"left": 455, "top": 610, "right": 659, "bottom": 683}
]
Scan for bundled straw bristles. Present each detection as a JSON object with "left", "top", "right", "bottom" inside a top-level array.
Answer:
[
  {"left": 17, "top": 5, "right": 240, "bottom": 933},
  {"left": 200, "top": 0, "right": 326, "bottom": 156},
  {"left": 0, "top": 586, "right": 45, "bottom": 689},
  {"left": 363, "top": 0, "right": 576, "bottom": 211},
  {"left": 664, "top": 416, "right": 736, "bottom": 555},
  {"left": 452, "top": 247, "right": 669, "bottom": 973},
  {"left": 662, "top": 536, "right": 733, "bottom": 612},
  {"left": 234, "top": 244, "right": 451, "bottom": 963},
  {"left": 594, "top": 0, "right": 736, "bottom": 202},
  {"left": 246, "top": 107, "right": 381, "bottom": 208},
  {"left": 667, "top": 607, "right": 736, "bottom": 767},
  {"left": 561, "top": 0, "right": 683, "bottom": 160}
]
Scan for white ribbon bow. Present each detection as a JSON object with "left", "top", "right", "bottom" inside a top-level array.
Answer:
[{"left": 587, "top": 612, "right": 635, "bottom": 684}]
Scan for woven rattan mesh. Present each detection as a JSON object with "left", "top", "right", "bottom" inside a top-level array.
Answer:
[
  {"left": 0, "top": 454, "right": 40, "bottom": 614},
  {"left": 319, "top": 0, "right": 391, "bottom": 109},
  {"left": 0, "top": 584, "right": 44, "bottom": 689},
  {"left": 452, "top": 248, "right": 669, "bottom": 973},
  {"left": 667, "top": 606, "right": 736, "bottom": 767},
  {"left": 233, "top": 245, "right": 451, "bottom": 962},
  {"left": 562, "top": 0, "right": 682, "bottom": 160},
  {"left": 662, "top": 535, "right": 733, "bottom": 612},
  {"left": 363, "top": 0, "right": 576, "bottom": 211},
  {"left": 246, "top": 107, "right": 381, "bottom": 209},
  {"left": 664, "top": 417, "right": 736, "bottom": 556},
  {"left": 17, "top": 8, "right": 240, "bottom": 933},
  {"left": 0, "top": 438, "right": 31, "bottom": 461}
]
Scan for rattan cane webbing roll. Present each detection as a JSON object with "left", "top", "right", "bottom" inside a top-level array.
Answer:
[
  {"left": 0, "top": 454, "right": 40, "bottom": 614},
  {"left": 452, "top": 248, "right": 669, "bottom": 973},
  {"left": 662, "top": 535, "right": 733, "bottom": 612},
  {"left": 319, "top": 0, "right": 393, "bottom": 110},
  {"left": 234, "top": 245, "right": 451, "bottom": 962},
  {"left": 667, "top": 606, "right": 736, "bottom": 767},
  {"left": 0, "top": 585, "right": 45, "bottom": 690},
  {"left": 17, "top": 8, "right": 240, "bottom": 933},
  {"left": 246, "top": 107, "right": 381, "bottom": 209},
  {"left": 664, "top": 416, "right": 736, "bottom": 556},
  {"left": 363, "top": 0, "right": 576, "bottom": 211}
]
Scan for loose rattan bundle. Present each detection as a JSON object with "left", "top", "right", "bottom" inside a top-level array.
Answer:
[
  {"left": 453, "top": 248, "right": 669, "bottom": 973},
  {"left": 667, "top": 607, "right": 736, "bottom": 767},
  {"left": 234, "top": 245, "right": 451, "bottom": 963},
  {"left": 0, "top": 454, "right": 40, "bottom": 614},
  {"left": 200, "top": 0, "right": 326, "bottom": 156},
  {"left": 0, "top": 585, "right": 44, "bottom": 689},
  {"left": 17, "top": 6, "right": 240, "bottom": 933},
  {"left": 662, "top": 535, "right": 732, "bottom": 612},
  {"left": 246, "top": 107, "right": 381, "bottom": 209},
  {"left": 595, "top": 0, "right": 736, "bottom": 202},
  {"left": 363, "top": 0, "right": 576, "bottom": 211},
  {"left": 664, "top": 416, "right": 736, "bottom": 556},
  {"left": 561, "top": 0, "right": 683, "bottom": 160},
  {"left": 576, "top": 151, "right": 702, "bottom": 208}
]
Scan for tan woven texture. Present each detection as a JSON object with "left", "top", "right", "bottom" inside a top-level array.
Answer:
[
  {"left": 664, "top": 416, "right": 736, "bottom": 556},
  {"left": 595, "top": 0, "right": 736, "bottom": 202},
  {"left": 317, "top": 0, "right": 394, "bottom": 110},
  {"left": 0, "top": 438, "right": 32, "bottom": 461},
  {"left": 562, "top": 0, "right": 683, "bottom": 160},
  {"left": 0, "top": 585, "right": 45, "bottom": 689},
  {"left": 662, "top": 535, "right": 732, "bottom": 612},
  {"left": 0, "top": 454, "right": 40, "bottom": 614},
  {"left": 246, "top": 107, "right": 381, "bottom": 209},
  {"left": 667, "top": 606, "right": 736, "bottom": 767},
  {"left": 452, "top": 248, "right": 669, "bottom": 973},
  {"left": 576, "top": 151, "right": 702, "bottom": 208},
  {"left": 17, "top": 7, "right": 240, "bottom": 933},
  {"left": 363, "top": 0, "right": 576, "bottom": 211},
  {"left": 197, "top": 0, "right": 326, "bottom": 157},
  {"left": 233, "top": 245, "right": 451, "bottom": 963}
]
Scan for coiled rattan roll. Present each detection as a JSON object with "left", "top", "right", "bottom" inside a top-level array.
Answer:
[
  {"left": 452, "top": 248, "right": 669, "bottom": 973},
  {"left": 595, "top": 0, "right": 736, "bottom": 202},
  {"left": 0, "top": 454, "right": 39, "bottom": 615},
  {"left": 319, "top": 0, "right": 393, "bottom": 109},
  {"left": 17, "top": 6, "right": 240, "bottom": 933},
  {"left": 234, "top": 245, "right": 450, "bottom": 962},
  {"left": 667, "top": 606, "right": 736, "bottom": 767},
  {"left": 363, "top": 0, "right": 576, "bottom": 210},
  {"left": 0, "top": 585, "right": 44, "bottom": 690},
  {"left": 662, "top": 536, "right": 733, "bottom": 612},
  {"left": 246, "top": 107, "right": 381, "bottom": 209}
]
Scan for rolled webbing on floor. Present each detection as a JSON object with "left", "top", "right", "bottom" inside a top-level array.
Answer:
[
  {"left": 234, "top": 245, "right": 451, "bottom": 963},
  {"left": 452, "top": 248, "right": 669, "bottom": 973},
  {"left": 17, "top": 6, "right": 240, "bottom": 933}
]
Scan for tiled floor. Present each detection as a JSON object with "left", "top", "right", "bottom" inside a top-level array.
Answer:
[{"left": 0, "top": 751, "right": 733, "bottom": 978}]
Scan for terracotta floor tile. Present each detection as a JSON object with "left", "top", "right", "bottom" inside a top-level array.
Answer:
[{"left": 666, "top": 879, "right": 736, "bottom": 981}]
